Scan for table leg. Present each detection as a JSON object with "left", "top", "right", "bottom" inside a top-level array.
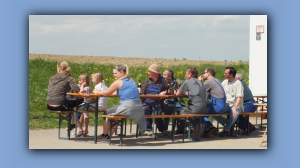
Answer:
[
  {"left": 75, "top": 97, "right": 78, "bottom": 142},
  {"left": 94, "top": 97, "right": 98, "bottom": 144}
]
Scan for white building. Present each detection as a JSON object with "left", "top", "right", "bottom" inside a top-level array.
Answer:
[{"left": 249, "top": 15, "right": 267, "bottom": 96}]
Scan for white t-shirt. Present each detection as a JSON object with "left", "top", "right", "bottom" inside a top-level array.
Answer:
[
  {"left": 222, "top": 78, "right": 244, "bottom": 112},
  {"left": 91, "top": 83, "right": 109, "bottom": 109}
]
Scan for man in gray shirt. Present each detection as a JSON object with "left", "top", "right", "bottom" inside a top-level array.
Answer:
[
  {"left": 176, "top": 67, "right": 208, "bottom": 114},
  {"left": 176, "top": 67, "right": 208, "bottom": 138},
  {"left": 198, "top": 67, "right": 226, "bottom": 138}
]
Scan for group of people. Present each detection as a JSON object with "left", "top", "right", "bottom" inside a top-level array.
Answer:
[{"left": 47, "top": 61, "right": 257, "bottom": 142}]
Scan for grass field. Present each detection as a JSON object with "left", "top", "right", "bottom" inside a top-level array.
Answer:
[{"left": 29, "top": 58, "right": 249, "bottom": 130}]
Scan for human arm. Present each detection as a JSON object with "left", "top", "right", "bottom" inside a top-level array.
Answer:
[
  {"left": 232, "top": 97, "right": 242, "bottom": 116},
  {"left": 140, "top": 78, "right": 149, "bottom": 95},
  {"left": 93, "top": 80, "right": 122, "bottom": 96},
  {"left": 176, "top": 80, "right": 188, "bottom": 97},
  {"left": 198, "top": 75, "right": 204, "bottom": 81},
  {"left": 69, "top": 78, "right": 80, "bottom": 93},
  {"left": 79, "top": 82, "right": 87, "bottom": 93}
]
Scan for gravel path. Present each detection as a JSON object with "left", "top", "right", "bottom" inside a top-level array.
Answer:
[{"left": 29, "top": 118, "right": 267, "bottom": 149}]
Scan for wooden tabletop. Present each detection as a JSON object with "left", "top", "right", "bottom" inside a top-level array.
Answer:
[
  {"left": 67, "top": 93, "right": 177, "bottom": 99},
  {"left": 254, "top": 103, "right": 267, "bottom": 107},
  {"left": 67, "top": 93, "right": 118, "bottom": 98},
  {"left": 253, "top": 95, "right": 267, "bottom": 98}
]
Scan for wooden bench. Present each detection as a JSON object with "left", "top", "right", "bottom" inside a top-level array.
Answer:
[
  {"left": 48, "top": 110, "right": 74, "bottom": 140},
  {"left": 102, "top": 111, "right": 268, "bottom": 146}
]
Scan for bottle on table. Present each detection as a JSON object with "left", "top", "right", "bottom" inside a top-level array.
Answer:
[
  {"left": 138, "top": 80, "right": 142, "bottom": 95},
  {"left": 166, "top": 84, "right": 170, "bottom": 95}
]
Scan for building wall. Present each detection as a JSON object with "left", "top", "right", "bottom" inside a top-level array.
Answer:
[{"left": 249, "top": 15, "right": 267, "bottom": 96}]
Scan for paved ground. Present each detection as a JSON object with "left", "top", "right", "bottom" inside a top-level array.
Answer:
[{"left": 29, "top": 117, "right": 267, "bottom": 149}]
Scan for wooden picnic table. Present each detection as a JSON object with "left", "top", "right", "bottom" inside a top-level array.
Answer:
[{"left": 66, "top": 93, "right": 178, "bottom": 144}]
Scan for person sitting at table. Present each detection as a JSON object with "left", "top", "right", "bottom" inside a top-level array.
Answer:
[
  {"left": 213, "top": 67, "right": 244, "bottom": 137},
  {"left": 47, "top": 61, "right": 80, "bottom": 131},
  {"left": 161, "top": 69, "right": 186, "bottom": 135},
  {"left": 75, "top": 72, "right": 109, "bottom": 137},
  {"left": 235, "top": 73, "right": 257, "bottom": 135},
  {"left": 140, "top": 64, "right": 170, "bottom": 136},
  {"left": 176, "top": 67, "right": 209, "bottom": 138},
  {"left": 198, "top": 67, "right": 226, "bottom": 138},
  {"left": 93, "top": 64, "right": 146, "bottom": 141}
]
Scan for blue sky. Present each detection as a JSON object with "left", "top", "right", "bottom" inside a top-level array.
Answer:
[{"left": 29, "top": 15, "right": 250, "bottom": 62}]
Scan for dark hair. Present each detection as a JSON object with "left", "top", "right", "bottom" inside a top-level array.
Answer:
[
  {"left": 187, "top": 67, "right": 198, "bottom": 78},
  {"left": 206, "top": 67, "right": 215, "bottom": 77},
  {"left": 225, "top": 67, "right": 237, "bottom": 78},
  {"left": 164, "top": 69, "right": 174, "bottom": 79}
]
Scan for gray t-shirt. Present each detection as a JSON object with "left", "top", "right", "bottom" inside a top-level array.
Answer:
[
  {"left": 204, "top": 78, "right": 225, "bottom": 99},
  {"left": 179, "top": 78, "right": 208, "bottom": 113}
]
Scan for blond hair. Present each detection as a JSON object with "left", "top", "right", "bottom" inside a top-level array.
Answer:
[
  {"left": 78, "top": 73, "right": 91, "bottom": 92},
  {"left": 92, "top": 71, "right": 104, "bottom": 84},
  {"left": 57, "top": 61, "right": 72, "bottom": 76},
  {"left": 114, "top": 64, "right": 131, "bottom": 80}
]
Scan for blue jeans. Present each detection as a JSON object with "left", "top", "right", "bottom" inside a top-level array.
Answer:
[
  {"left": 143, "top": 102, "right": 164, "bottom": 132},
  {"left": 213, "top": 105, "right": 242, "bottom": 131},
  {"left": 238, "top": 101, "right": 257, "bottom": 130},
  {"left": 162, "top": 100, "right": 186, "bottom": 131}
]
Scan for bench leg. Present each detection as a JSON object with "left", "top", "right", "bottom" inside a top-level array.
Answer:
[
  {"left": 183, "top": 119, "right": 186, "bottom": 142},
  {"left": 124, "top": 119, "right": 127, "bottom": 137},
  {"left": 58, "top": 114, "right": 71, "bottom": 140},
  {"left": 136, "top": 125, "right": 139, "bottom": 138},
  {"left": 109, "top": 120, "right": 112, "bottom": 145},
  {"left": 247, "top": 114, "right": 250, "bottom": 136},
  {"left": 120, "top": 119, "right": 124, "bottom": 146},
  {"left": 130, "top": 119, "right": 132, "bottom": 134},
  {"left": 171, "top": 118, "right": 175, "bottom": 142}
]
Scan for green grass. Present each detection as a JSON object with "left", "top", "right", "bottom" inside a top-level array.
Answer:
[{"left": 29, "top": 58, "right": 249, "bottom": 130}]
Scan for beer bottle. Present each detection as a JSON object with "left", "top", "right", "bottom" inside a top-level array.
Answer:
[
  {"left": 174, "top": 83, "right": 178, "bottom": 95},
  {"left": 166, "top": 84, "right": 170, "bottom": 95},
  {"left": 138, "top": 80, "right": 141, "bottom": 94}
]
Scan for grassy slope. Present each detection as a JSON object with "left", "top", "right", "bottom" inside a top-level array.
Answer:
[{"left": 29, "top": 58, "right": 249, "bottom": 129}]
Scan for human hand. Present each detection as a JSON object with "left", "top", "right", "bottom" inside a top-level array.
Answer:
[
  {"left": 159, "top": 91, "right": 166, "bottom": 95},
  {"left": 93, "top": 89, "right": 100, "bottom": 94},
  {"left": 231, "top": 108, "right": 237, "bottom": 116},
  {"left": 198, "top": 75, "right": 204, "bottom": 81}
]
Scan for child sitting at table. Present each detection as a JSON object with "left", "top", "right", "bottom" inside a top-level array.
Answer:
[
  {"left": 74, "top": 73, "right": 91, "bottom": 137},
  {"left": 75, "top": 72, "right": 109, "bottom": 137}
]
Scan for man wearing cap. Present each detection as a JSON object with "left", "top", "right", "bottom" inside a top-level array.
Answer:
[{"left": 141, "top": 64, "right": 170, "bottom": 136}]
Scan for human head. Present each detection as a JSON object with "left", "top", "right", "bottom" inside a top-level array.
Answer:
[
  {"left": 148, "top": 64, "right": 160, "bottom": 80},
  {"left": 92, "top": 71, "right": 104, "bottom": 85},
  {"left": 163, "top": 69, "right": 174, "bottom": 80},
  {"left": 203, "top": 67, "right": 215, "bottom": 80},
  {"left": 113, "top": 64, "right": 130, "bottom": 80},
  {"left": 224, "top": 67, "right": 237, "bottom": 80},
  {"left": 235, "top": 73, "right": 243, "bottom": 81},
  {"left": 57, "top": 61, "right": 72, "bottom": 76},
  {"left": 78, "top": 73, "right": 91, "bottom": 87},
  {"left": 186, "top": 67, "right": 198, "bottom": 79}
]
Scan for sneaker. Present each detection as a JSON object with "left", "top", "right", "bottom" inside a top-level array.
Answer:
[
  {"left": 249, "top": 125, "right": 256, "bottom": 133},
  {"left": 203, "top": 127, "right": 218, "bottom": 138},
  {"left": 219, "top": 130, "right": 228, "bottom": 137},
  {"left": 99, "top": 134, "right": 106, "bottom": 139},
  {"left": 241, "top": 125, "right": 256, "bottom": 135},
  {"left": 230, "top": 126, "right": 235, "bottom": 135},
  {"left": 144, "top": 131, "right": 152, "bottom": 136},
  {"left": 100, "top": 135, "right": 110, "bottom": 142},
  {"left": 162, "top": 130, "right": 169, "bottom": 136}
]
